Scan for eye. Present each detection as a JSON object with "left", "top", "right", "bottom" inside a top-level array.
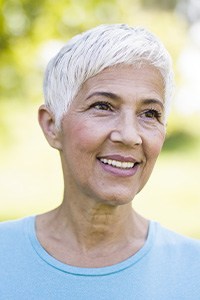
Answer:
[
  {"left": 143, "top": 109, "right": 162, "bottom": 120},
  {"left": 90, "top": 101, "right": 113, "bottom": 111}
]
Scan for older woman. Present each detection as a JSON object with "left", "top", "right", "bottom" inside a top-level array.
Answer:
[{"left": 0, "top": 24, "right": 200, "bottom": 299}]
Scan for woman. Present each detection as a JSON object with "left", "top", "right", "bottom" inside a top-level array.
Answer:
[{"left": 0, "top": 24, "right": 200, "bottom": 299}]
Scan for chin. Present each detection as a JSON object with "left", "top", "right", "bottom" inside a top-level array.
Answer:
[{"left": 95, "top": 189, "right": 137, "bottom": 207}]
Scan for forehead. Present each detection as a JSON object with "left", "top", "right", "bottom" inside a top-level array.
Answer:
[{"left": 77, "top": 64, "right": 165, "bottom": 102}]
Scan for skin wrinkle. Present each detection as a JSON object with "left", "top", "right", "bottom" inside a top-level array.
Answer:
[
  {"left": 43, "top": 25, "right": 173, "bottom": 130},
  {"left": 37, "top": 64, "right": 166, "bottom": 267}
]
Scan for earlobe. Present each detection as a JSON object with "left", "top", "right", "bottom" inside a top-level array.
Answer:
[{"left": 38, "top": 105, "right": 62, "bottom": 150}]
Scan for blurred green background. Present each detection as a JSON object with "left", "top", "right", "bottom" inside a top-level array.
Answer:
[{"left": 0, "top": 0, "right": 200, "bottom": 238}]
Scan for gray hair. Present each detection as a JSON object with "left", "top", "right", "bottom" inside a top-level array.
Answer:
[{"left": 43, "top": 24, "right": 174, "bottom": 129}]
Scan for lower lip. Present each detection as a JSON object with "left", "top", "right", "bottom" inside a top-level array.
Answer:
[{"left": 98, "top": 160, "right": 139, "bottom": 177}]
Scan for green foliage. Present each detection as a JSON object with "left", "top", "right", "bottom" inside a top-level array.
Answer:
[
  {"left": 140, "top": 0, "right": 179, "bottom": 10},
  {"left": 0, "top": 0, "right": 187, "bottom": 104},
  {"left": 163, "top": 114, "right": 200, "bottom": 152},
  {"left": 163, "top": 130, "right": 197, "bottom": 152}
]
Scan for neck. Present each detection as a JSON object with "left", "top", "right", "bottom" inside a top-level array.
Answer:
[
  {"left": 36, "top": 191, "right": 148, "bottom": 267},
  {"left": 41, "top": 191, "right": 147, "bottom": 248},
  {"left": 61, "top": 201, "right": 133, "bottom": 248}
]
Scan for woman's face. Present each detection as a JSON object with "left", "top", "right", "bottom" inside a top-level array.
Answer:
[{"left": 59, "top": 64, "right": 166, "bottom": 206}]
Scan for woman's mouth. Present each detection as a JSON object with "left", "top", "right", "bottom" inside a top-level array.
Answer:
[
  {"left": 97, "top": 155, "right": 140, "bottom": 177},
  {"left": 99, "top": 158, "right": 135, "bottom": 169}
]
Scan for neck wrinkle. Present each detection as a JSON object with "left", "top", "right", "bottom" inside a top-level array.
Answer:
[{"left": 55, "top": 195, "right": 147, "bottom": 252}]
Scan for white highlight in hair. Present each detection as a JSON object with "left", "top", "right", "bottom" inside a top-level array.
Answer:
[{"left": 43, "top": 24, "right": 174, "bottom": 130}]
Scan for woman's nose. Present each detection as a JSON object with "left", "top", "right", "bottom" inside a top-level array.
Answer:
[{"left": 110, "top": 112, "right": 142, "bottom": 147}]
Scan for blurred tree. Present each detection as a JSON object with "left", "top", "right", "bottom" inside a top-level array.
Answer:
[
  {"left": 0, "top": 0, "right": 187, "bottom": 110},
  {"left": 141, "top": 0, "right": 179, "bottom": 10}
]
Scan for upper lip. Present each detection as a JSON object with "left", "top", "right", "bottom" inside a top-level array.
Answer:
[{"left": 97, "top": 154, "right": 139, "bottom": 163}]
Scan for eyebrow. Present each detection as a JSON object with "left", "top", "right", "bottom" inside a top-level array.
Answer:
[
  {"left": 142, "top": 98, "right": 164, "bottom": 110},
  {"left": 86, "top": 91, "right": 120, "bottom": 101}
]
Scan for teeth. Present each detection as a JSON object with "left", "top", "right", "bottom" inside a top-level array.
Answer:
[{"left": 100, "top": 158, "right": 135, "bottom": 169}]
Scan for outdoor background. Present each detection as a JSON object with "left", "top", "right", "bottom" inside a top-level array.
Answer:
[{"left": 0, "top": 0, "right": 199, "bottom": 238}]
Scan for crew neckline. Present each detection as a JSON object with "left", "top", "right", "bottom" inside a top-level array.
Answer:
[{"left": 26, "top": 215, "right": 156, "bottom": 276}]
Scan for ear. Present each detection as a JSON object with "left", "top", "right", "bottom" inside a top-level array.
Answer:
[{"left": 38, "top": 105, "right": 62, "bottom": 150}]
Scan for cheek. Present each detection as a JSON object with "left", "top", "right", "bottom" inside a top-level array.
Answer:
[
  {"left": 68, "top": 121, "right": 103, "bottom": 154},
  {"left": 144, "top": 130, "right": 165, "bottom": 160}
]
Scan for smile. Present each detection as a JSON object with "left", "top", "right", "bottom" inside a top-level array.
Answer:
[{"left": 99, "top": 158, "right": 135, "bottom": 169}]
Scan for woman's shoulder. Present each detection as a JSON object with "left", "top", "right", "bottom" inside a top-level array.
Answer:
[
  {"left": 0, "top": 216, "right": 33, "bottom": 242},
  {"left": 0, "top": 217, "right": 26, "bottom": 230},
  {"left": 153, "top": 221, "right": 200, "bottom": 256}
]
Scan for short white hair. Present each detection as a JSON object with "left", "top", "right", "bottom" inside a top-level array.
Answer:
[{"left": 43, "top": 24, "right": 174, "bottom": 129}]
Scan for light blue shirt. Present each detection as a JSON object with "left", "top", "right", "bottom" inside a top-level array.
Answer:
[{"left": 0, "top": 216, "right": 200, "bottom": 299}]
